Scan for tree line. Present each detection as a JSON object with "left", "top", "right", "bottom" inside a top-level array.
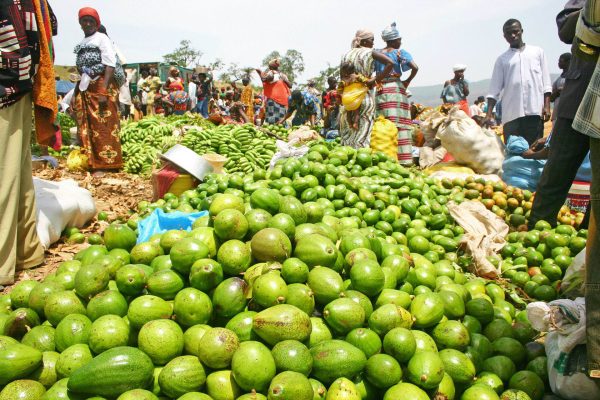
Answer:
[{"left": 163, "top": 40, "right": 339, "bottom": 90}]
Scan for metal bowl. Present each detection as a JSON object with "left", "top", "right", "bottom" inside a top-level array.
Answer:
[{"left": 160, "top": 144, "right": 213, "bottom": 181}]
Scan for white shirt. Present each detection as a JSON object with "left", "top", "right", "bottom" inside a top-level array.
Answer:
[
  {"left": 189, "top": 81, "right": 198, "bottom": 109},
  {"left": 119, "top": 72, "right": 132, "bottom": 105},
  {"left": 60, "top": 89, "right": 74, "bottom": 112},
  {"left": 469, "top": 104, "right": 483, "bottom": 117},
  {"left": 78, "top": 32, "right": 117, "bottom": 68},
  {"left": 487, "top": 44, "right": 552, "bottom": 125}
]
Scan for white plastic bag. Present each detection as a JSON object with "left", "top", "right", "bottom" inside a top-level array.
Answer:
[
  {"left": 526, "top": 298, "right": 600, "bottom": 400},
  {"left": 34, "top": 178, "right": 97, "bottom": 249},
  {"left": 561, "top": 249, "right": 586, "bottom": 299},
  {"left": 269, "top": 140, "right": 310, "bottom": 170},
  {"left": 447, "top": 201, "right": 508, "bottom": 278},
  {"left": 437, "top": 107, "right": 505, "bottom": 174}
]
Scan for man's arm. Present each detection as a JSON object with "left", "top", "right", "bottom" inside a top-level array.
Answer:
[
  {"left": 540, "top": 50, "right": 553, "bottom": 121},
  {"left": 462, "top": 80, "right": 470, "bottom": 98},
  {"left": 576, "top": 0, "right": 600, "bottom": 45},
  {"left": 557, "top": 0, "right": 585, "bottom": 43}
]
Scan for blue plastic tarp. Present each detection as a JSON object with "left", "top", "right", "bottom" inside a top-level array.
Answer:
[
  {"left": 56, "top": 80, "right": 75, "bottom": 95},
  {"left": 136, "top": 208, "right": 208, "bottom": 244}
]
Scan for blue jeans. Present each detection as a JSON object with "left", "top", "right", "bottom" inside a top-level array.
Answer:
[
  {"left": 586, "top": 136, "right": 600, "bottom": 375},
  {"left": 196, "top": 98, "right": 209, "bottom": 118}
]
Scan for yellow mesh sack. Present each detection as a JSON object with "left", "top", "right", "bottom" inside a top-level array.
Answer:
[{"left": 370, "top": 116, "right": 397, "bottom": 160}]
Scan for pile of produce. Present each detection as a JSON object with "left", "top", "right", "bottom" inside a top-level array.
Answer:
[
  {"left": 118, "top": 115, "right": 294, "bottom": 175},
  {"left": 0, "top": 145, "right": 564, "bottom": 400},
  {"left": 438, "top": 177, "right": 584, "bottom": 229},
  {"left": 180, "top": 124, "right": 279, "bottom": 174},
  {"left": 57, "top": 113, "right": 76, "bottom": 145},
  {"left": 120, "top": 117, "right": 181, "bottom": 174}
]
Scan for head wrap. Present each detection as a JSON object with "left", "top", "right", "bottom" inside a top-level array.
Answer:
[
  {"left": 78, "top": 7, "right": 100, "bottom": 27},
  {"left": 352, "top": 29, "right": 374, "bottom": 48},
  {"left": 268, "top": 59, "right": 280, "bottom": 68},
  {"left": 381, "top": 22, "right": 401, "bottom": 42},
  {"left": 453, "top": 64, "right": 467, "bottom": 72}
]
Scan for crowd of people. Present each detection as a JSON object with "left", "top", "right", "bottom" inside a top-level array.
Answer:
[{"left": 1, "top": 0, "right": 600, "bottom": 385}]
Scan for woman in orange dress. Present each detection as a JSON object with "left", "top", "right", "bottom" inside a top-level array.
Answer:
[{"left": 73, "top": 7, "right": 124, "bottom": 171}]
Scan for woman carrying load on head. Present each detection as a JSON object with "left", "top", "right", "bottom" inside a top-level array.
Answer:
[
  {"left": 441, "top": 64, "right": 470, "bottom": 115},
  {"left": 375, "top": 22, "right": 419, "bottom": 165},
  {"left": 256, "top": 59, "right": 292, "bottom": 124},
  {"left": 339, "top": 29, "right": 394, "bottom": 149},
  {"left": 73, "top": 7, "right": 124, "bottom": 172}
]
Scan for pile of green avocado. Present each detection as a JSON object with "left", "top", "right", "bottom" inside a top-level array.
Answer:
[{"left": 0, "top": 144, "right": 572, "bottom": 400}]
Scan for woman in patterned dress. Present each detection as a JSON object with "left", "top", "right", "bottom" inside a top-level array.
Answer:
[
  {"left": 73, "top": 7, "right": 124, "bottom": 172},
  {"left": 375, "top": 22, "right": 419, "bottom": 165},
  {"left": 339, "top": 29, "right": 394, "bottom": 148}
]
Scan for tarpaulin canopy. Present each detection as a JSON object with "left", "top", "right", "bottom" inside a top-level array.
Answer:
[{"left": 56, "top": 80, "right": 75, "bottom": 95}]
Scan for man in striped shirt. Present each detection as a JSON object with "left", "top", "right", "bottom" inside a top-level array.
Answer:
[
  {"left": 571, "top": 0, "right": 600, "bottom": 382},
  {"left": 0, "top": 0, "right": 57, "bottom": 286}
]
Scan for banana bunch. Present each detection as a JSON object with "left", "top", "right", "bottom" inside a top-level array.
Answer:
[
  {"left": 181, "top": 124, "right": 277, "bottom": 173},
  {"left": 121, "top": 142, "right": 157, "bottom": 175},
  {"left": 119, "top": 117, "right": 187, "bottom": 175}
]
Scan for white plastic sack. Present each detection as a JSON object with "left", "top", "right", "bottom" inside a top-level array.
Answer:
[
  {"left": 34, "top": 178, "right": 96, "bottom": 249},
  {"left": 562, "top": 249, "right": 586, "bottom": 299},
  {"left": 546, "top": 331, "right": 600, "bottom": 400},
  {"left": 418, "top": 146, "right": 447, "bottom": 169},
  {"left": 420, "top": 110, "right": 446, "bottom": 147},
  {"left": 437, "top": 107, "right": 505, "bottom": 174},
  {"left": 527, "top": 298, "right": 600, "bottom": 400},
  {"left": 269, "top": 140, "right": 310, "bottom": 170}
]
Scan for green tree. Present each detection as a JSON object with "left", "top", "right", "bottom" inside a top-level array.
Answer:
[
  {"left": 163, "top": 40, "right": 203, "bottom": 68},
  {"left": 218, "top": 63, "right": 252, "bottom": 83},
  {"left": 311, "top": 63, "right": 340, "bottom": 91},
  {"left": 261, "top": 49, "right": 305, "bottom": 85}
]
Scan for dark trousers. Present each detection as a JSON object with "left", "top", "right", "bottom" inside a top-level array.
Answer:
[
  {"left": 587, "top": 137, "right": 600, "bottom": 373},
  {"left": 503, "top": 115, "right": 544, "bottom": 146},
  {"left": 529, "top": 117, "right": 590, "bottom": 229}
]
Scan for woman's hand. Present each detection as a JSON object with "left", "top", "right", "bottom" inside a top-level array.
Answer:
[{"left": 98, "top": 94, "right": 108, "bottom": 113}]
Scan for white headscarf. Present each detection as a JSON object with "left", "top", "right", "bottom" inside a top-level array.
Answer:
[
  {"left": 382, "top": 22, "right": 401, "bottom": 42},
  {"left": 352, "top": 29, "right": 374, "bottom": 48},
  {"left": 453, "top": 64, "right": 468, "bottom": 72}
]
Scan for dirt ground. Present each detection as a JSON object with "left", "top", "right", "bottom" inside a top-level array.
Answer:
[{"left": 2, "top": 164, "right": 154, "bottom": 292}]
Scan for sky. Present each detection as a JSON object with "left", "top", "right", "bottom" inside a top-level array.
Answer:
[{"left": 53, "top": 0, "right": 571, "bottom": 87}]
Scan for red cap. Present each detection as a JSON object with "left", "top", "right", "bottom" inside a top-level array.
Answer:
[{"left": 78, "top": 7, "right": 100, "bottom": 27}]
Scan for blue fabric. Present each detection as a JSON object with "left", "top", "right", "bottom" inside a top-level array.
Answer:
[
  {"left": 32, "top": 155, "right": 58, "bottom": 168},
  {"left": 503, "top": 136, "right": 546, "bottom": 191},
  {"left": 196, "top": 98, "right": 209, "bottom": 118},
  {"left": 374, "top": 49, "right": 413, "bottom": 76},
  {"left": 505, "top": 135, "right": 530, "bottom": 155},
  {"left": 136, "top": 208, "right": 208, "bottom": 244},
  {"left": 576, "top": 153, "right": 592, "bottom": 182},
  {"left": 288, "top": 91, "right": 319, "bottom": 126}
]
